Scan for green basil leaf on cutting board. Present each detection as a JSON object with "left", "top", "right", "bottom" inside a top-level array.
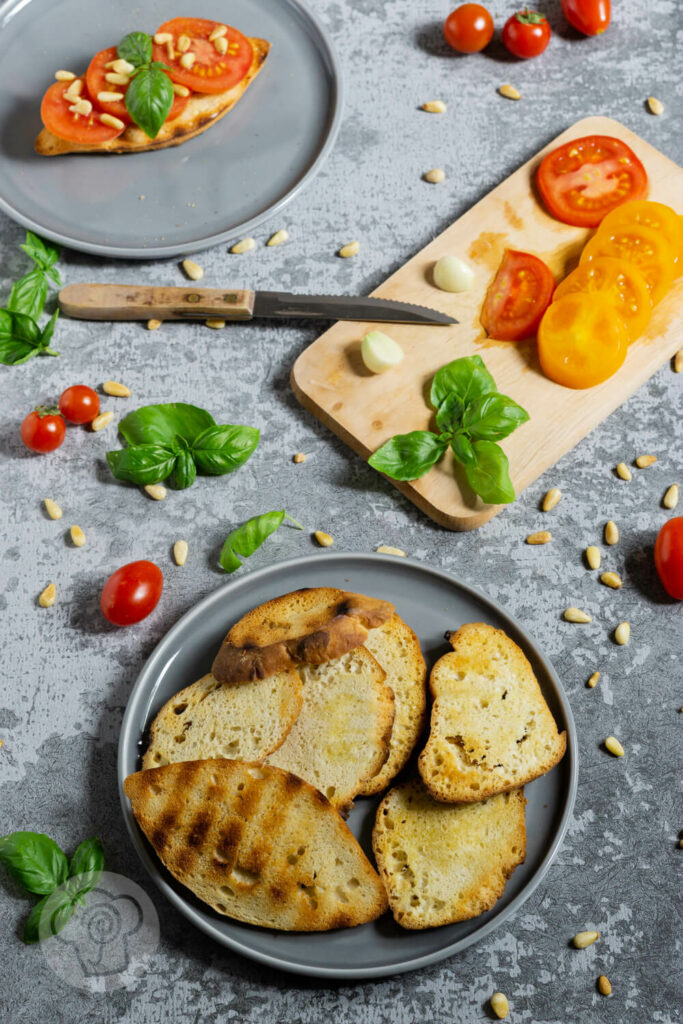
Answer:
[
  {"left": 0, "top": 832, "right": 68, "bottom": 895},
  {"left": 22, "top": 889, "right": 76, "bottom": 944},
  {"left": 125, "top": 64, "right": 174, "bottom": 139},
  {"left": 463, "top": 440, "right": 516, "bottom": 505},
  {"left": 117, "top": 30, "right": 153, "bottom": 67},
  {"left": 434, "top": 391, "right": 465, "bottom": 435},
  {"left": 191, "top": 425, "right": 261, "bottom": 475},
  {"left": 450, "top": 432, "right": 476, "bottom": 466},
  {"left": 462, "top": 392, "right": 530, "bottom": 441},
  {"left": 118, "top": 403, "right": 216, "bottom": 447},
  {"left": 8, "top": 268, "right": 48, "bottom": 321},
  {"left": 220, "top": 511, "right": 303, "bottom": 573},
  {"left": 106, "top": 444, "right": 178, "bottom": 485},
  {"left": 430, "top": 354, "right": 496, "bottom": 411},
  {"left": 368, "top": 431, "right": 448, "bottom": 481}
]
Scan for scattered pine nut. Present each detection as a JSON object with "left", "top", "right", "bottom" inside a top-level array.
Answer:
[
  {"left": 110, "top": 58, "right": 135, "bottom": 75},
  {"left": 615, "top": 621, "right": 630, "bottom": 646},
  {"left": 173, "top": 540, "right": 188, "bottom": 566},
  {"left": 70, "top": 99, "right": 93, "bottom": 116},
  {"left": 422, "top": 100, "right": 447, "bottom": 113},
  {"left": 674, "top": 349, "right": 683, "bottom": 373},
  {"left": 166, "top": 40, "right": 175, "bottom": 62},
  {"left": 490, "top": 993, "right": 509, "bottom": 1019},
  {"left": 266, "top": 229, "right": 289, "bottom": 247},
  {"left": 102, "top": 380, "right": 131, "bottom": 397},
  {"left": 565, "top": 607, "right": 592, "bottom": 623},
  {"left": 55, "top": 70, "right": 76, "bottom": 81},
  {"left": 499, "top": 84, "right": 521, "bottom": 100},
  {"left": 376, "top": 545, "right": 407, "bottom": 557},
  {"left": 423, "top": 168, "right": 445, "bottom": 184},
  {"left": 177, "top": 34, "right": 191, "bottom": 52},
  {"left": 605, "top": 736, "right": 625, "bottom": 757},
  {"left": 182, "top": 259, "right": 204, "bottom": 281},
  {"left": 230, "top": 237, "right": 255, "bottom": 254},
  {"left": 338, "top": 241, "right": 360, "bottom": 258},
  {"left": 586, "top": 546, "right": 602, "bottom": 570},
  {"left": 526, "top": 531, "right": 552, "bottom": 545},
  {"left": 205, "top": 318, "right": 226, "bottom": 329},
  {"left": 601, "top": 571, "right": 622, "bottom": 589},
  {"left": 44, "top": 498, "right": 63, "bottom": 520},
  {"left": 70, "top": 525, "right": 86, "bottom": 547},
  {"left": 293, "top": 452, "right": 306, "bottom": 464},
  {"left": 147, "top": 319, "right": 162, "bottom": 330},
  {"left": 573, "top": 930, "right": 600, "bottom": 949},
  {"left": 663, "top": 484, "right": 679, "bottom": 509},
  {"left": 63, "top": 79, "right": 83, "bottom": 98},
  {"left": 214, "top": 36, "right": 228, "bottom": 55},
  {"left": 38, "top": 583, "right": 56, "bottom": 608},
  {"left": 173, "top": 83, "right": 190, "bottom": 97},
  {"left": 144, "top": 484, "right": 167, "bottom": 501},
  {"left": 100, "top": 113, "right": 125, "bottom": 130},
  {"left": 635, "top": 454, "right": 657, "bottom": 468},
  {"left": 616, "top": 462, "right": 632, "bottom": 481},
  {"left": 542, "top": 487, "right": 562, "bottom": 511},
  {"left": 605, "top": 520, "right": 619, "bottom": 545},
  {"left": 91, "top": 411, "right": 114, "bottom": 432},
  {"left": 97, "top": 91, "right": 125, "bottom": 103},
  {"left": 598, "top": 975, "right": 612, "bottom": 996},
  {"left": 587, "top": 670, "right": 600, "bottom": 689},
  {"left": 314, "top": 530, "right": 334, "bottom": 547},
  {"left": 105, "top": 72, "right": 130, "bottom": 86},
  {"left": 647, "top": 96, "right": 664, "bottom": 115},
  {"left": 153, "top": 31, "right": 173, "bottom": 43},
  {"left": 179, "top": 52, "right": 196, "bottom": 70},
  {"left": 209, "top": 24, "right": 228, "bottom": 41}
]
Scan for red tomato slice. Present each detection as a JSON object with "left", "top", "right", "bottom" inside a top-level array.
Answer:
[
  {"left": 86, "top": 47, "right": 189, "bottom": 126},
  {"left": 481, "top": 250, "right": 555, "bottom": 341},
  {"left": 152, "top": 17, "right": 253, "bottom": 94},
  {"left": 537, "top": 135, "right": 649, "bottom": 228},
  {"left": 40, "top": 79, "right": 125, "bottom": 144}
]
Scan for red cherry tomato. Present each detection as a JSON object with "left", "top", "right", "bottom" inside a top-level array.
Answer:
[
  {"left": 561, "top": 0, "right": 610, "bottom": 36},
  {"left": 654, "top": 518, "right": 683, "bottom": 600},
  {"left": 101, "top": 560, "right": 163, "bottom": 626},
  {"left": 20, "top": 408, "right": 66, "bottom": 453},
  {"left": 59, "top": 385, "right": 100, "bottom": 424},
  {"left": 502, "top": 9, "right": 551, "bottom": 59},
  {"left": 443, "top": 4, "right": 494, "bottom": 53}
]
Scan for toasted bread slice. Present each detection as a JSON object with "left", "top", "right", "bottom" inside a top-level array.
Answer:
[
  {"left": 35, "top": 38, "right": 269, "bottom": 156},
  {"left": 142, "top": 670, "right": 302, "bottom": 771},
  {"left": 418, "top": 623, "right": 567, "bottom": 803},
  {"left": 124, "top": 758, "right": 388, "bottom": 930},
  {"left": 359, "top": 614, "right": 427, "bottom": 795},
  {"left": 212, "top": 587, "right": 395, "bottom": 683},
  {"left": 266, "top": 647, "right": 395, "bottom": 812},
  {"left": 373, "top": 778, "right": 526, "bottom": 929}
]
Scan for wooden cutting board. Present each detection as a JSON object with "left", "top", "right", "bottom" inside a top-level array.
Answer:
[{"left": 291, "top": 116, "right": 683, "bottom": 531}]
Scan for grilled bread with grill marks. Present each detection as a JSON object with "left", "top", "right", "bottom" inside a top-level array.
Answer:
[{"left": 124, "top": 758, "right": 388, "bottom": 930}]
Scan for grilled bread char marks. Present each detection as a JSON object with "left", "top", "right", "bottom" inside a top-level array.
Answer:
[
  {"left": 35, "top": 38, "right": 269, "bottom": 156},
  {"left": 124, "top": 759, "right": 388, "bottom": 931},
  {"left": 418, "top": 622, "right": 567, "bottom": 803}
]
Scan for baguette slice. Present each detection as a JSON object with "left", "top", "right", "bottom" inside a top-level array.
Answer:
[
  {"left": 373, "top": 778, "right": 526, "bottom": 929},
  {"left": 124, "top": 758, "right": 388, "bottom": 930},
  {"left": 142, "top": 671, "right": 302, "bottom": 771},
  {"left": 35, "top": 38, "right": 269, "bottom": 156},
  {"left": 266, "top": 647, "right": 395, "bottom": 812},
  {"left": 418, "top": 623, "right": 567, "bottom": 803}
]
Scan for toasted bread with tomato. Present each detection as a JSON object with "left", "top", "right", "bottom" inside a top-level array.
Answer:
[{"left": 35, "top": 37, "right": 268, "bottom": 156}]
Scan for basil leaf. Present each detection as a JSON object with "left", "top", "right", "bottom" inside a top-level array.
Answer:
[
  {"left": 40, "top": 309, "right": 59, "bottom": 356},
  {"left": 0, "top": 832, "right": 68, "bottom": 895},
  {"left": 169, "top": 449, "right": 197, "bottom": 489},
  {"left": 106, "top": 444, "right": 177, "bottom": 485},
  {"left": 191, "top": 425, "right": 260, "bottom": 476},
  {"left": 435, "top": 392, "right": 464, "bottom": 435},
  {"left": 0, "top": 310, "right": 44, "bottom": 365},
  {"left": 118, "top": 30, "right": 153, "bottom": 66},
  {"left": 464, "top": 440, "right": 516, "bottom": 505},
  {"left": 463, "top": 392, "right": 530, "bottom": 441},
  {"left": 68, "top": 838, "right": 104, "bottom": 895},
  {"left": 430, "top": 355, "right": 496, "bottom": 411},
  {"left": 119, "top": 403, "right": 216, "bottom": 447},
  {"left": 125, "top": 65, "right": 173, "bottom": 139},
  {"left": 450, "top": 433, "right": 476, "bottom": 466},
  {"left": 8, "top": 269, "right": 48, "bottom": 321},
  {"left": 368, "top": 431, "right": 448, "bottom": 481},
  {"left": 220, "top": 510, "right": 294, "bottom": 573},
  {"left": 20, "top": 232, "right": 60, "bottom": 273},
  {"left": 23, "top": 888, "right": 76, "bottom": 944}
]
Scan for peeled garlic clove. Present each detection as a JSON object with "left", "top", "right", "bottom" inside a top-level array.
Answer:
[
  {"left": 360, "top": 330, "right": 404, "bottom": 374},
  {"left": 433, "top": 255, "right": 475, "bottom": 293}
]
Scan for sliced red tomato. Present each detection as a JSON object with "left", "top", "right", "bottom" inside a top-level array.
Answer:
[
  {"left": 152, "top": 18, "right": 253, "bottom": 94},
  {"left": 40, "top": 79, "right": 125, "bottom": 144},
  {"left": 538, "top": 293, "right": 628, "bottom": 389},
  {"left": 553, "top": 256, "right": 652, "bottom": 341},
  {"left": 537, "top": 135, "right": 649, "bottom": 228},
  {"left": 598, "top": 200, "right": 683, "bottom": 279},
  {"left": 86, "top": 47, "right": 189, "bottom": 126},
  {"left": 481, "top": 250, "right": 555, "bottom": 341}
]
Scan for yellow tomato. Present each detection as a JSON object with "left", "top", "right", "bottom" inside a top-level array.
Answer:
[
  {"left": 598, "top": 200, "right": 682, "bottom": 278},
  {"left": 553, "top": 256, "right": 651, "bottom": 341},
  {"left": 538, "top": 292, "right": 629, "bottom": 389},
  {"left": 580, "top": 222, "right": 674, "bottom": 305}
]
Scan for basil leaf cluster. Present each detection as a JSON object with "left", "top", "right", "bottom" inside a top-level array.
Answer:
[
  {"left": 0, "top": 832, "right": 104, "bottom": 943},
  {"left": 118, "top": 31, "right": 173, "bottom": 138},
  {"left": 220, "top": 511, "right": 303, "bottom": 573},
  {"left": 106, "top": 402, "right": 259, "bottom": 490},
  {"left": 368, "top": 355, "right": 530, "bottom": 506},
  {"left": 0, "top": 232, "right": 61, "bottom": 365}
]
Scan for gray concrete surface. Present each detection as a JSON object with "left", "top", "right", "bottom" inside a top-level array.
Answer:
[{"left": 1, "top": 0, "right": 682, "bottom": 1020}]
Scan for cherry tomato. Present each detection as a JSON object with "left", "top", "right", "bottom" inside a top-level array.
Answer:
[
  {"left": 40, "top": 79, "right": 125, "bottom": 145},
  {"left": 20, "top": 408, "right": 66, "bottom": 453},
  {"left": 152, "top": 18, "right": 253, "bottom": 94},
  {"left": 502, "top": 9, "right": 551, "bottom": 59},
  {"left": 561, "top": 0, "right": 610, "bottom": 36},
  {"left": 481, "top": 250, "right": 555, "bottom": 341},
  {"left": 86, "top": 47, "right": 189, "bottom": 126},
  {"left": 443, "top": 4, "right": 494, "bottom": 53},
  {"left": 59, "top": 385, "right": 100, "bottom": 424},
  {"left": 655, "top": 518, "right": 683, "bottom": 600},
  {"left": 598, "top": 200, "right": 683, "bottom": 279},
  {"left": 101, "top": 560, "right": 163, "bottom": 626},
  {"left": 581, "top": 222, "right": 675, "bottom": 306},
  {"left": 553, "top": 257, "right": 652, "bottom": 342},
  {"left": 538, "top": 292, "right": 628, "bottom": 388},
  {"left": 537, "top": 135, "right": 649, "bottom": 228}
]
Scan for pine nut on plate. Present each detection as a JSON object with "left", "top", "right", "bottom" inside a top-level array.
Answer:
[
  {"left": 573, "top": 930, "right": 600, "bottom": 948},
  {"left": 209, "top": 24, "right": 228, "bottom": 41},
  {"left": 55, "top": 70, "right": 76, "bottom": 81},
  {"left": 100, "top": 113, "right": 125, "bottom": 131},
  {"left": 154, "top": 31, "right": 173, "bottom": 43},
  {"left": 214, "top": 36, "right": 228, "bottom": 55},
  {"left": 179, "top": 52, "right": 196, "bottom": 70}
]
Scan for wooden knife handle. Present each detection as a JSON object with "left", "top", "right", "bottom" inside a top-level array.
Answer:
[{"left": 58, "top": 284, "right": 255, "bottom": 321}]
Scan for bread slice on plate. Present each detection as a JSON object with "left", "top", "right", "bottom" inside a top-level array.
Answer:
[
  {"left": 373, "top": 778, "right": 526, "bottom": 929},
  {"left": 124, "top": 758, "right": 388, "bottom": 930},
  {"left": 142, "top": 670, "right": 302, "bottom": 771},
  {"left": 35, "top": 38, "right": 269, "bottom": 156},
  {"left": 418, "top": 623, "right": 567, "bottom": 803},
  {"left": 359, "top": 614, "right": 427, "bottom": 796},
  {"left": 266, "top": 647, "right": 395, "bottom": 812}
]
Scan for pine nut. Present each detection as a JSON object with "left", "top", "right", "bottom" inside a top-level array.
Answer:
[
  {"left": 636, "top": 454, "right": 657, "bottom": 468},
  {"left": 573, "top": 930, "right": 600, "bottom": 948},
  {"left": 38, "top": 583, "right": 56, "bottom": 608},
  {"left": 601, "top": 571, "right": 622, "bottom": 589},
  {"left": 144, "top": 484, "right": 167, "bottom": 501},
  {"left": 586, "top": 546, "right": 601, "bottom": 570},
  {"left": 70, "top": 525, "right": 86, "bottom": 547},
  {"left": 376, "top": 545, "right": 407, "bottom": 557},
  {"left": 598, "top": 975, "right": 612, "bottom": 996},
  {"left": 173, "top": 540, "right": 188, "bottom": 566},
  {"left": 105, "top": 72, "right": 131, "bottom": 86},
  {"left": 91, "top": 411, "right": 114, "bottom": 432},
  {"left": 230, "top": 237, "right": 255, "bottom": 254},
  {"left": 293, "top": 452, "right": 306, "bottom": 463},
  {"left": 490, "top": 993, "right": 509, "bottom": 1019},
  {"left": 111, "top": 58, "right": 135, "bottom": 75},
  {"left": 180, "top": 52, "right": 195, "bottom": 69},
  {"left": 147, "top": 319, "right": 162, "bottom": 330},
  {"left": 209, "top": 24, "right": 228, "bottom": 41},
  {"left": 587, "top": 670, "right": 600, "bottom": 689},
  {"left": 542, "top": 487, "right": 562, "bottom": 511},
  {"left": 64, "top": 79, "right": 83, "bottom": 98},
  {"left": 499, "top": 84, "right": 521, "bottom": 100},
  {"left": 100, "top": 113, "right": 125, "bottom": 130},
  {"left": 605, "top": 520, "right": 619, "bottom": 545},
  {"left": 154, "top": 31, "right": 173, "bottom": 43},
  {"left": 615, "top": 621, "right": 630, "bottom": 645},
  {"left": 182, "top": 258, "right": 204, "bottom": 281},
  {"left": 166, "top": 41, "right": 175, "bottom": 62},
  {"left": 70, "top": 99, "right": 92, "bottom": 116},
  {"left": 647, "top": 96, "right": 664, "bottom": 115},
  {"left": 97, "top": 91, "right": 124, "bottom": 103},
  {"left": 205, "top": 318, "right": 226, "bottom": 329},
  {"left": 55, "top": 70, "right": 76, "bottom": 81},
  {"left": 422, "top": 100, "right": 447, "bottom": 113},
  {"left": 44, "top": 498, "right": 63, "bottom": 520},
  {"left": 674, "top": 349, "right": 683, "bottom": 373},
  {"left": 564, "top": 607, "right": 592, "bottom": 623},
  {"left": 605, "top": 736, "right": 624, "bottom": 757},
  {"left": 102, "top": 380, "right": 130, "bottom": 397},
  {"left": 173, "top": 83, "right": 190, "bottom": 97},
  {"left": 663, "top": 484, "right": 679, "bottom": 509},
  {"left": 214, "top": 36, "right": 228, "bottom": 55},
  {"left": 424, "top": 168, "right": 445, "bottom": 184},
  {"left": 314, "top": 530, "right": 334, "bottom": 547},
  {"left": 526, "top": 530, "right": 551, "bottom": 545},
  {"left": 177, "top": 34, "right": 191, "bottom": 52},
  {"left": 267, "top": 229, "right": 289, "bottom": 247},
  {"left": 338, "top": 241, "right": 360, "bottom": 258},
  {"left": 616, "top": 462, "right": 632, "bottom": 481}
]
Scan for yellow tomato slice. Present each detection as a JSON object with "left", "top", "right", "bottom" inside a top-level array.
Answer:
[
  {"left": 598, "top": 200, "right": 682, "bottom": 278},
  {"left": 553, "top": 256, "right": 651, "bottom": 342},
  {"left": 538, "top": 293, "right": 629, "bottom": 389},
  {"left": 580, "top": 222, "right": 674, "bottom": 305}
]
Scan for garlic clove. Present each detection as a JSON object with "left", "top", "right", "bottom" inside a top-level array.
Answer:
[
  {"left": 360, "top": 330, "right": 405, "bottom": 374},
  {"left": 433, "top": 255, "right": 475, "bottom": 293}
]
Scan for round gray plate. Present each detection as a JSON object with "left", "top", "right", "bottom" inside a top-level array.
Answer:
[
  {"left": 118, "top": 553, "right": 578, "bottom": 980},
  {"left": 0, "top": 0, "right": 342, "bottom": 258}
]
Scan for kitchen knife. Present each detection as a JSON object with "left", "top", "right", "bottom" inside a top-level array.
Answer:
[{"left": 58, "top": 284, "right": 457, "bottom": 326}]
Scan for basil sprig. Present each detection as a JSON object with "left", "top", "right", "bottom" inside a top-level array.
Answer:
[
  {"left": 220, "top": 510, "right": 304, "bottom": 573},
  {"left": 117, "top": 31, "right": 173, "bottom": 139},
  {"left": 0, "top": 232, "right": 62, "bottom": 365},
  {"left": 368, "top": 355, "right": 529, "bottom": 506},
  {"left": 107, "top": 402, "right": 259, "bottom": 490},
  {"left": 0, "top": 832, "right": 104, "bottom": 943}
]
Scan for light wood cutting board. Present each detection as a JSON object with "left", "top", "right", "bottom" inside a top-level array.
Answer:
[{"left": 291, "top": 116, "right": 683, "bottom": 531}]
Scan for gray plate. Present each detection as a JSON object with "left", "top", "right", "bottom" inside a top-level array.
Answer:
[
  {"left": 118, "top": 553, "right": 578, "bottom": 980},
  {"left": 0, "top": 0, "right": 342, "bottom": 258}
]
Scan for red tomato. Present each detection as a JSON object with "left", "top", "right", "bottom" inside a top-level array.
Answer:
[
  {"left": 40, "top": 79, "right": 125, "bottom": 145},
  {"left": 152, "top": 18, "right": 253, "bottom": 94},
  {"left": 101, "top": 560, "right": 163, "bottom": 626},
  {"left": 20, "top": 408, "right": 66, "bottom": 453},
  {"left": 86, "top": 47, "right": 189, "bottom": 126},
  {"left": 561, "top": 0, "right": 610, "bottom": 35},
  {"left": 537, "top": 135, "right": 649, "bottom": 228},
  {"left": 654, "top": 518, "right": 683, "bottom": 600},
  {"left": 59, "top": 385, "right": 100, "bottom": 424},
  {"left": 481, "top": 250, "right": 555, "bottom": 341},
  {"left": 443, "top": 4, "right": 494, "bottom": 53},
  {"left": 502, "top": 9, "right": 551, "bottom": 59}
]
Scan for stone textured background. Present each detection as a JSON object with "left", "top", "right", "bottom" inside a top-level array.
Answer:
[{"left": 1, "top": 0, "right": 681, "bottom": 1020}]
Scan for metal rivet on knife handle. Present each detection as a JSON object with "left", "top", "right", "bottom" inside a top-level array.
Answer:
[{"left": 186, "top": 293, "right": 201, "bottom": 303}]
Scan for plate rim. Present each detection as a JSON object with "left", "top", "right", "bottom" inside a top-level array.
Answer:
[
  {"left": 0, "top": 0, "right": 344, "bottom": 259},
  {"left": 117, "top": 551, "right": 578, "bottom": 980}
]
